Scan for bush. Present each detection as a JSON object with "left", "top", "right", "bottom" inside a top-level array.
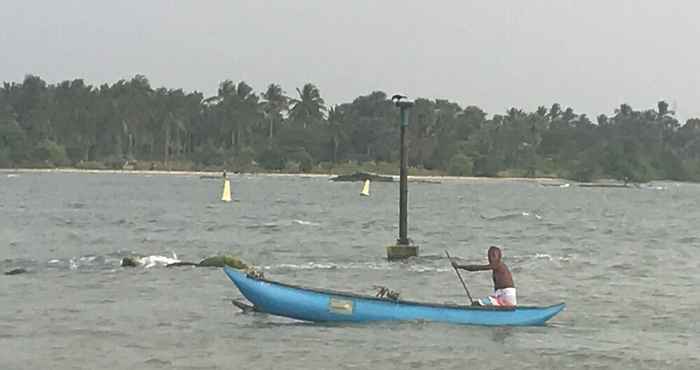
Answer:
[
  {"left": 447, "top": 154, "right": 473, "bottom": 176},
  {"left": 257, "top": 148, "right": 285, "bottom": 170},
  {"left": 472, "top": 154, "right": 501, "bottom": 176},
  {"left": 33, "top": 140, "right": 68, "bottom": 166},
  {"left": 229, "top": 146, "right": 256, "bottom": 171},
  {"left": 192, "top": 146, "right": 225, "bottom": 166},
  {"left": 75, "top": 160, "right": 107, "bottom": 170},
  {"left": 0, "top": 148, "right": 11, "bottom": 167}
]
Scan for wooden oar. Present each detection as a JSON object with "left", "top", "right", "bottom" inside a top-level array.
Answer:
[{"left": 445, "top": 250, "right": 474, "bottom": 305}]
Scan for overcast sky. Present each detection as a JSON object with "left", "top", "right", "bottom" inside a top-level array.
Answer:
[{"left": 2, "top": 1, "right": 698, "bottom": 120}]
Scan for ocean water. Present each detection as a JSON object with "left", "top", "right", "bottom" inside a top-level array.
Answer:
[{"left": 1, "top": 171, "right": 699, "bottom": 369}]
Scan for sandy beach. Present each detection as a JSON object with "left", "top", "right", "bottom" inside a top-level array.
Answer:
[{"left": 0, "top": 167, "right": 566, "bottom": 184}]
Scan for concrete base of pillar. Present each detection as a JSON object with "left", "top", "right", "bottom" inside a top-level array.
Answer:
[{"left": 386, "top": 244, "right": 419, "bottom": 261}]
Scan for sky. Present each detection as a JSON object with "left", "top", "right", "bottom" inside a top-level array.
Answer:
[{"left": 1, "top": 0, "right": 699, "bottom": 120}]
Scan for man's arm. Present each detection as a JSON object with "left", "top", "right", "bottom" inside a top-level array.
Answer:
[
  {"left": 450, "top": 258, "right": 493, "bottom": 271},
  {"left": 455, "top": 263, "right": 492, "bottom": 271}
]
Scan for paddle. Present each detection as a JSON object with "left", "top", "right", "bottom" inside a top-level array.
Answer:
[{"left": 445, "top": 250, "right": 474, "bottom": 305}]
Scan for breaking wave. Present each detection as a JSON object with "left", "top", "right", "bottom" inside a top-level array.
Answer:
[
  {"left": 291, "top": 219, "right": 321, "bottom": 226},
  {"left": 480, "top": 211, "right": 543, "bottom": 221},
  {"left": 264, "top": 261, "right": 451, "bottom": 273}
]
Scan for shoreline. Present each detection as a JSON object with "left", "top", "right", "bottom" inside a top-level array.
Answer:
[{"left": 0, "top": 167, "right": 567, "bottom": 183}]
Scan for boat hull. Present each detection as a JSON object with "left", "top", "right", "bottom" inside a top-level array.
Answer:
[{"left": 223, "top": 266, "right": 564, "bottom": 326}]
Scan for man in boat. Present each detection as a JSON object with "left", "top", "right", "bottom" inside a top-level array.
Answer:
[{"left": 451, "top": 246, "right": 516, "bottom": 306}]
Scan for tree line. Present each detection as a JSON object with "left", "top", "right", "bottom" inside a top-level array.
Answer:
[{"left": 2, "top": 74, "right": 700, "bottom": 182}]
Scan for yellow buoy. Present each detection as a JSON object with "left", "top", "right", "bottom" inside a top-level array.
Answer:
[
  {"left": 360, "top": 179, "right": 370, "bottom": 196},
  {"left": 221, "top": 178, "right": 232, "bottom": 202}
]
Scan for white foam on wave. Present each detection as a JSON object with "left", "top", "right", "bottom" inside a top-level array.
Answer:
[
  {"left": 521, "top": 212, "right": 543, "bottom": 220},
  {"left": 266, "top": 262, "right": 453, "bottom": 273},
  {"left": 139, "top": 252, "right": 180, "bottom": 268},
  {"left": 408, "top": 266, "right": 451, "bottom": 273},
  {"left": 268, "top": 261, "right": 393, "bottom": 271},
  {"left": 291, "top": 219, "right": 321, "bottom": 226},
  {"left": 139, "top": 255, "right": 181, "bottom": 268},
  {"left": 48, "top": 259, "right": 60, "bottom": 264},
  {"left": 512, "top": 253, "right": 574, "bottom": 263},
  {"left": 6, "top": 174, "right": 19, "bottom": 178}
]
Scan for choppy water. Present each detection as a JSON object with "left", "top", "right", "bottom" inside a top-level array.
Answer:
[{"left": 1, "top": 171, "right": 699, "bottom": 369}]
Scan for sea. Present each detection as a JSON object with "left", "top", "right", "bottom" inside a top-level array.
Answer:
[{"left": 1, "top": 171, "right": 698, "bottom": 369}]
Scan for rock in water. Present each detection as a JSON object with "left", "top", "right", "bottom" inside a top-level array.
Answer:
[
  {"left": 4, "top": 268, "right": 28, "bottom": 275},
  {"left": 166, "top": 262, "right": 199, "bottom": 267},
  {"left": 120, "top": 256, "right": 141, "bottom": 267},
  {"left": 120, "top": 254, "right": 248, "bottom": 269},
  {"left": 197, "top": 256, "right": 248, "bottom": 269}
]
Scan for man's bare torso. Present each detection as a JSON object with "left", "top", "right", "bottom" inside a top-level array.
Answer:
[{"left": 493, "top": 263, "right": 514, "bottom": 290}]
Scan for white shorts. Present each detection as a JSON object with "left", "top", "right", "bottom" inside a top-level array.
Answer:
[{"left": 479, "top": 288, "right": 517, "bottom": 306}]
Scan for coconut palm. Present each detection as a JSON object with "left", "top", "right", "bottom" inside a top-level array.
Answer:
[
  {"left": 262, "top": 83, "right": 288, "bottom": 139},
  {"left": 205, "top": 80, "right": 260, "bottom": 152},
  {"left": 289, "top": 83, "right": 325, "bottom": 129},
  {"left": 326, "top": 105, "right": 348, "bottom": 163}
]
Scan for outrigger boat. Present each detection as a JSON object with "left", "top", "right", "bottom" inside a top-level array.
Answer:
[{"left": 223, "top": 266, "right": 565, "bottom": 326}]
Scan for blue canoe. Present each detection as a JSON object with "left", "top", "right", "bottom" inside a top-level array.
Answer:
[{"left": 223, "top": 266, "right": 565, "bottom": 326}]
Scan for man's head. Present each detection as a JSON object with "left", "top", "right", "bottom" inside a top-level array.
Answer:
[{"left": 488, "top": 246, "right": 502, "bottom": 264}]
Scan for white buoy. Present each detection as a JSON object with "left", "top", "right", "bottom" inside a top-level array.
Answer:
[
  {"left": 221, "top": 178, "right": 232, "bottom": 202},
  {"left": 360, "top": 179, "right": 370, "bottom": 196}
]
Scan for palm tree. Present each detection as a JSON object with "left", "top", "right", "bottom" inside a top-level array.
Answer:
[
  {"left": 262, "top": 84, "right": 288, "bottom": 139},
  {"left": 289, "top": 83, "right": 325, "bottom": 129},
  {"left": 205, "top": 80, "right": 260, "bottom": 152},
  {"left": 326, "top": 105, "right": 347, "bottom": 163}
]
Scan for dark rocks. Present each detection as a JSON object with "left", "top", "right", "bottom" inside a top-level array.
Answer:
[
  {"left": 120, "top": 254, "right": 248, "bottom": 269},
  {"left": 120, "top": 256, "right": 141, "bottom": 267},
  {"left": 4, "top": 268, "right": 28, "bottom": 275},
  {"left": 165, "top": 262, "right": 199, "bottom": 267},
  {"left": 196, "top": 256, "right": 248, "bottom": 269}
]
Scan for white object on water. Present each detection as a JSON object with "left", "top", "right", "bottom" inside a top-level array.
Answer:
[
  {"left": 221, "top": 179, "right": 232, "bottom": 202},
  {"left": 140, "top": 255, "right": 181, "bottom": 268},
  {"left": 360, "top": 179, "right": 370, "bottom": 196},
  {"left": 292, "top": 219, "right": 320, "bottom": 226}
]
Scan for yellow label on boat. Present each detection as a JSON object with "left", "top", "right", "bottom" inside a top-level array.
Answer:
[{"left": 329, "top": 298, "right": 354, "bottom": 315}]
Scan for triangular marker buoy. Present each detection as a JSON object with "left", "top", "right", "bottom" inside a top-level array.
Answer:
[
  {"left": 360, "top": 179, "right": 370, "bottom": 196},
  {"left": 221, "top": 178, "right": 232, "bottom": 202}
]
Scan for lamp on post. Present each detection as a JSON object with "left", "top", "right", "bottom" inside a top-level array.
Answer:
[{"left": 386, "top": 94, "right": 419, "bottom": 260}]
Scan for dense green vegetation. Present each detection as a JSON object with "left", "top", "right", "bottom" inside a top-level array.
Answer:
[{"left": 2, "top": 74, "right": 700, "bottom": 182}]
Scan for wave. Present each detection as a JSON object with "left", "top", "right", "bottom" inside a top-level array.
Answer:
[
  {"left": 264, "top": 261, "right": 451, "bottom": 273},
  {"left": 480, "top": 211, "right": 543, "bottom": 221},
  {"left": 245, "top": 222, "right": 280, "bottom": 230},
  {"left": 291, "top": 219, "right": 321, "bottom": 226},
  {"left": 6, "top": 250, "right": 571, "bottom": 275},
  {"left": 268, "top": 262, "right": 391, "bottom": 271},
  {"left": 133, "top": 254, "right": 181, "bottom": 268},
  {"left": 4, "top": 252, "right": 184, "bottom": 272},
  {"left": 246, "top": 219, "right": 321, "bottom": 229},
  {"left": 118, "top": 252, "right": 180, "bottom": 268},
  {"left": 677, "top": 236, "right": 700, "bottom": 244},
  {"left": 509, "top": 253, "right": 574, "bottom": 264}
]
